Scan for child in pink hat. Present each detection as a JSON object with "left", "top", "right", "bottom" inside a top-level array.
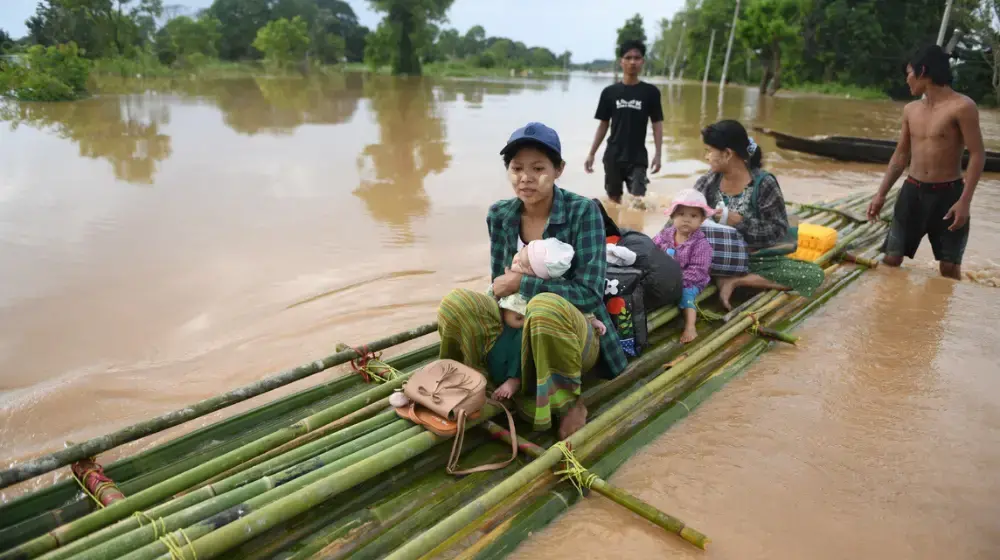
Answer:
[
  {"left": 653, "top": 188, "right": 716, "bottom": 343},
  {"left": 509, "top": 238, "right": 606, "bottom": 336}
]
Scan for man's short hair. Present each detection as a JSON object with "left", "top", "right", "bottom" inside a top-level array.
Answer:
[
  {"left": 619, "top": 40, "right": 646, "bottom": 58},
  {"left": 909, "top": 44, "right": 953, "bottom": 86}
]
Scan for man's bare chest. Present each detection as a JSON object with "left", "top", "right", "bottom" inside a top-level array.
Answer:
[{"left": 909, "top": 105, "right": 961, "bottom": 143}]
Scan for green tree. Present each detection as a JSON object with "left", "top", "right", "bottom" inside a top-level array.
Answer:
[
  {"left": 207, "top": 0, "right": 273, "bottom": 60},
  {"left": 436, "top": 28, "right": 460, "bottom": 59},
  {"left": 0, "top": 29, "right": 14, "bottom": 53},
  {"left": 486, "top": 38, "right": 513, "bottom": 66},
  {"left": 60, "top": 0, "right": 163, "bottom": 56},
  {"left": 461, "top": 24, "right": 485, "bottom": 58},
  {"left": 528, "top": 46, "right": 556, "bottom": 68},
  {"left": 557, "top": 50, "right": 571, "bottom": 68},
  {"left": 616, "top": 13, "right": 646, "bottom": 54},
  {"left": 738, "top": 0, "right": 803, "bottom": 95},
  {"left": 155, "top": 14, "right": 221, "bottom": 66},
  {"left": 968, "top": 0, "right": 1000, "bottom": 104},
  {"left": 365, "top": 0, "right": 454, "bottom": 75},
  {"left": 0, "top": 42, "right": 90, "bottom": 101},
  {"left": 253, "top": 16, "right": 311, "bottom": 68}
]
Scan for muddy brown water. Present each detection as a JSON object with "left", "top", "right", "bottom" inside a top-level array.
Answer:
[{"left": 1, "top": 75, "right": 997, "bottom": 557}]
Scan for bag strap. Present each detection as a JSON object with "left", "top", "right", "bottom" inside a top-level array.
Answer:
[
  {"left": 446, "top": 399, "right": 518, "bottom": 476},
  {"left": 748, "top": 169, "right": 773, "bottom": 217}
]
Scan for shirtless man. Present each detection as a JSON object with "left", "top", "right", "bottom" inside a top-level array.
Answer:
[{"left": 867, "top": 44, "right": 985, "bottom": 280}]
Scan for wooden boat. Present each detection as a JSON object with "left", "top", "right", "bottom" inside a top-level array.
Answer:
[
  {"left": 0, "top": 191, "right": 894, "bottom": 560},
  {"left": 754, "top": 126, "right": 1000, "bottom": 172}
]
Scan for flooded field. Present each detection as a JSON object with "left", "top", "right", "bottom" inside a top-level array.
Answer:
[{"left": 1, "top": 73, "right": 998, "bottom": 558}]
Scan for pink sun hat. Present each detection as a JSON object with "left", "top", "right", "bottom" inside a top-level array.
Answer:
[{"left": 666, "top": 188, "right": 716, "bottom": 218}]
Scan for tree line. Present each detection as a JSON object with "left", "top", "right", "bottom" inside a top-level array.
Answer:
[
  {"left": 0, "top": 0, "right": 568, "bottom": 76},
  {"left": 610, "top": 0, "right": 999, "bottom": 104}
]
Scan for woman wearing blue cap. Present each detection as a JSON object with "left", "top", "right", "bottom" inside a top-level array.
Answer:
[{"left": 436, "top": 122, "right": 627, "bottom": 439}]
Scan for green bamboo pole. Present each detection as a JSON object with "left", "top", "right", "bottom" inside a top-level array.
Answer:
[
  {"left": 480, "top": 426, "right": 708, "bottom": 549},
  {"left": 99, "top": 426, "right": 429, "bottom": 560},
  {"left": 789, "top": 202, "right": 867, "bottom": 223},
  {"left": 0, "top": 343, "right": 439, "bottom": 547},
  {"left": 584, "top": 290, "right": 779, "bottom": 413},
  {"left": 230, "top": 433, "right": 491, "bottom": 560},
  {"left": 37, "top": 412, "right": 404, "bottom": 560},
  {"left": 3, "top": 375, "right": 416, "bottom": 560},
  {"left": 0, "top": 322, "right": 438, "bottom": 491},
  {"left": 184, "top": 394, "right": 394, "bottom": 494},
  {"left": 136, "top": 407, "right": 506, "bottom": 560},
  {"left": 296, "top": 447, "right": 521, "bottom": 560}
]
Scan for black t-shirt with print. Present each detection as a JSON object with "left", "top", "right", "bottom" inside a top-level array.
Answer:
[{"left": 594, "top": 81, "right": 664, "bottom": 166}]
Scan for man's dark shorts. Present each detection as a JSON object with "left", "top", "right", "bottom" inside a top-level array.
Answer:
[
  {"left": 603, "top": 161, "right": 648, "bottom": 200},
  {"left": 882, "top": 176, "right": 970, "bottom": 265}
]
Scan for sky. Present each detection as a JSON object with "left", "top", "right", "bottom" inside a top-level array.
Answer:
[{"left": 0, "top": 0, "right": 686, "bottom": 62}]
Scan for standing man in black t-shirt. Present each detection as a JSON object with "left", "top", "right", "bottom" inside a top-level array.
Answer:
[{"left": 584, "top": 39, "right": 664, "bottom": 205}]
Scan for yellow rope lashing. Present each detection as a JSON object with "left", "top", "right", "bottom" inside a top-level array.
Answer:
[
  {"left": 159, "top": 529, "right": 198, "bottom": 560},
  {"left": 552, "top": 442, "right": 597, "bottom": 496},
  {"left": 133, "top": 511, "right": 168, "bottom": 539}
]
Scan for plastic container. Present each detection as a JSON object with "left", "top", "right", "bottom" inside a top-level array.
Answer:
[{"left": 788, "top": 223, "right": 838, "bottom": 262}]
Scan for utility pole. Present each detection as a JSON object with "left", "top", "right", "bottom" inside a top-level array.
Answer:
[
  {"left": 937, "top": 0, "right": 955, "bottom": 46},
  {"left": 702, "top": 29, "right": 716, "bottom": 87},
  {"left": 719, "top": 0, "right": 741, "bottom": 91},
  {"left": 669, "top": 20, "right": 687, "bottom": 80},
  {"left": 945, "top": 29, "right": 964, "bottom": 54}
]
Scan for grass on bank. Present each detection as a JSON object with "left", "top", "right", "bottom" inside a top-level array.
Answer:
[{"left": 783, "top": 82, "right": 889, "bottom": 100}]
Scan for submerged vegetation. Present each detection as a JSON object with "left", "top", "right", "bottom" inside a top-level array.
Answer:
[{"left": 0, "top": 42, "right": 89, "bottom": 101}]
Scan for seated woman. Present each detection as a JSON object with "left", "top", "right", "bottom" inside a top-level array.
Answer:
[
  {"left": 693, "top": 119, "right": 824, "bottom": 309},
  {"left": 437, "top": 122, "right": 627, "bottom": 440}
]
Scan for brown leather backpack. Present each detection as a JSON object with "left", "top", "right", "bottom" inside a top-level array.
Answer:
[{"left": 396, "top": 359, "right": 518, "bottom": 475}]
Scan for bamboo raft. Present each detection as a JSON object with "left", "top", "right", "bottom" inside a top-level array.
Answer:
[{"left": 0, "top": 189, "right": 897, "bottom": 560}]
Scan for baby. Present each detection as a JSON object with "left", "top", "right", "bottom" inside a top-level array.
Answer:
[
  {"left": 488, "top": 238, "right": 606, "bottom": 401},
  {"left": 488, "top": 293, "right": 528, "bottom": 400},
  {"left": 510, "top": 238, "right": 606, "bottom": 337},
  {"left": 652, "top": 189, "right": 715, "bottom": 344}
]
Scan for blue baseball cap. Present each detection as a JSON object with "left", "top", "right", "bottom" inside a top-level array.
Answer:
[{"left": 500, "top": 122, "right": 562, "bottom": 157}]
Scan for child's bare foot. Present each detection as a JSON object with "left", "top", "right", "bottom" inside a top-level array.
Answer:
[
  {"left": 717, "top": 276, "right": 741, "bottom": 310},
  {"left": 492, "top": 378, "right": 521, "bottom": 400},
  {"left": 558, "top": 400, "right": 587, "bottom": 440},
  {"left": 680, "top": 325, "right": 698, "bottom": 344}
]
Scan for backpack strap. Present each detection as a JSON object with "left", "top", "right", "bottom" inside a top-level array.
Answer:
[
  {"left": 446, "top": 400, "right": 518, "bottom": 475},
  {"left": 748, "top": 169, "right": 775, "bottom": 218}
]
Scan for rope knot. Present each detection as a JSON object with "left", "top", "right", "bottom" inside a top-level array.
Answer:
[
  {"left": 553, "top": 442, "right": 597, "bottom": 496},
  {"left": 349, "top": 345, "right": 381, "bottom": 383}
]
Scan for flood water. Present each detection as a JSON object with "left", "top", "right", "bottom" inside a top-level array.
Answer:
[{"left": 1, "top": 74, "right": 998, "bottom": 557}]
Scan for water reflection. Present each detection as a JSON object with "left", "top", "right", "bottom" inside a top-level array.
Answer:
[
  {"left": 0, "top": 95, "right": 171, "bottom": 185},
  {"left": 435, "top": 78, "right": 549, "bottom": 107},
  {"left": 212, "top": 74, "right": 363, "bottom": 135},
  {"left": 354, "top": 76, "right": 450, "bottom": 245}
]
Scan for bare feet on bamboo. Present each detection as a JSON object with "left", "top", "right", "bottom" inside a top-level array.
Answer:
[
  {"left": 558, "top": 400, "right": 587, "bottom": 440},
  {"left": 717, "top": 276, "right": 740, "bottom": 310},
  {"left": 680, "top": 325, "right": 698, "bottom": 344},
  {"left": 492, "top": 378, "right": 521, "bottom": 400}
]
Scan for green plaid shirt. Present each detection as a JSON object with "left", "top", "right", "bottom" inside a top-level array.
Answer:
[{"left": 487, "top": 186, "right": 628, "bottom": 377}]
